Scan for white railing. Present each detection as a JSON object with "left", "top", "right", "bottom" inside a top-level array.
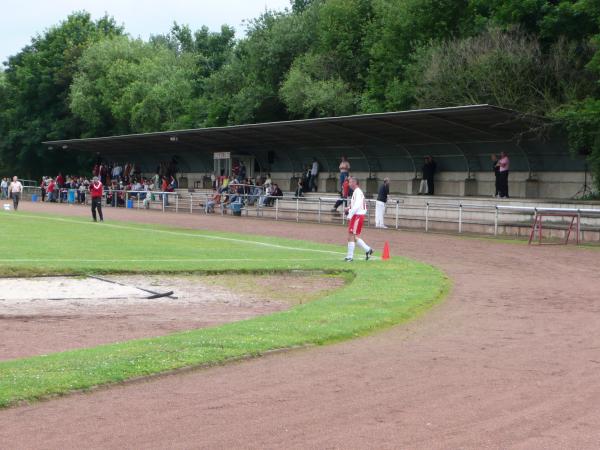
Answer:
[{"left": 24, "top": 188, "right": 600, "bottom": 240}]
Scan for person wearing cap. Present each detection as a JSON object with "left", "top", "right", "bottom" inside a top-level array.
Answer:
[
  {"left": 375, "top": 177, "right": 390, "bottom": 228},
  {"left": 90, "top": 176, "right": 104, "bottom": 222}
]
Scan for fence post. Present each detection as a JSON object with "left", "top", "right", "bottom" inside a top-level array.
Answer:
[
  {"left": 190, "top": 194, "right": 193, "bottom": 214},
  {"left": 318, "top": 198, "right": 322, "bottom": 224},
  {"left": 425, "top": 202, "right": 429, "bottom": 232},
  {"left": 395, "top": 200, "right": 399, "bottom": 230},
  {"left": 458, "top": 203, "right": 463, "bottom": 233},
  {"left": 162, "top": 193, "right": 165, "bottom": 212},
  {"left": 494, "top": 206, "right": 499, "bottom": 236},
  {"left": 296, "top": 197, "right": 299, "bottom": 222},
  {"left": 577, "top": 209, "right": 581, "bottom": 243},
  {"left": 275, "top": 198, "right": 279, "bottom": 221},
  {"left": 175, "top": 194, "right": 179, "bottom": 213}
]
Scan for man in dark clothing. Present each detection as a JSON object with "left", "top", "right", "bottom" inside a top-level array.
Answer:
[
  {"left": 422, "top": 156, "right": 436, "bottom": 195},
  {"left": 90, "top": 176, "right": 104, "bottom": 222},
  {"left": 375, "top": 177, "right": 390, "bottom": 228},
  {"left": 491, "top": 154, "right": 500, "bottom": 197}
]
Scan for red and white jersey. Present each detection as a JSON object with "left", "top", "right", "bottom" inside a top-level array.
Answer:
[
  {"left": 90, "top": 181, "right": 103, "bottom": 198},
  {"left": 347, "top": 187, "right": 367, "bottom": 219}
]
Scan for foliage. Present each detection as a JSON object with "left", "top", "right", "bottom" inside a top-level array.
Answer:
[
  {"left": 0, "top": 12, "right": 123, "bottom": 178},
  {"left": 409, "top": 27, "right": 597, "bottom": 114},
  {"left": 0, "top": 211, "right": 449, "bottom": 408}
]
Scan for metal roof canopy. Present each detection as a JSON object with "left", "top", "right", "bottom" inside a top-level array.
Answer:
[{"left": 44, "top": 105, "right": 575, "bottom": 175}]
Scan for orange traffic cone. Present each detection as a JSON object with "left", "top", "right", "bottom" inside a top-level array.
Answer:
[{"left": 382, "top": 241, "right": 390, "bottom": 260}]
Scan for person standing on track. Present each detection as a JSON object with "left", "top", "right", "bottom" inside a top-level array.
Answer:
[
  {"left": 375, "top": 177, "right": 389, "bottom": 228},
  {"left": 344, "top": 177, "right": 373, "bottom": 262},
  {"left": 8, "top": 176, "right": 23, "bottom": 210},
  {"left": 90, "top": 176, "right": 104, "bottom": 222}
]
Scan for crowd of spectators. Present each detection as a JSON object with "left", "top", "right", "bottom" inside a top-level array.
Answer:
[
  {"left": 205, "top": 171, "right": 284, "bottom": 214},
  {"left": 36, "top": 158, "right": 179, "bottom": 207}
]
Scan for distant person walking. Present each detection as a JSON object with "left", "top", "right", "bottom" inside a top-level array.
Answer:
[
  {"left": 422, "top": 155, "right": 437, "bottom": 195},
  {"left": 1, "top": 177, "right": 8, "bottom": 199},
  {"left": 491, "top": 154, "right": 500, "bottom": 197},
  {"left": 339, "top": 156, "right": 350, "bottom": 190},
  {"left": 375, "top": 177, "right": 390, "bottom": 228},
  {"left": 344, "top": 177, "right": 373, "bottom": 262},
  {"left": 90, "top": 176, "right": 104, "bottom": 222},
  {"left": 496, "top": 151, "right": 510, "bottom": 198},
  {"left": 8, "top": 176, "right": 23, "bottom": 210}
]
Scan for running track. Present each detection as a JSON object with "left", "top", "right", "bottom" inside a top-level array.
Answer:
[{"left": 2, "top": 202, "right": 600, "bottom": 449}]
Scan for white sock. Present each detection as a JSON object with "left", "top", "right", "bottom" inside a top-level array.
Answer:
[
  {"left": 347, "top": 242, "right": 355, "bottom": 259},
  {"left": 356, "top": 238, "right": 371, "bottom": 252}
]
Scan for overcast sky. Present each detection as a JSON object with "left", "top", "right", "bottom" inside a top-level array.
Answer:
[{"left": 1, "top": 0, "right": 292, "bottom": 65}]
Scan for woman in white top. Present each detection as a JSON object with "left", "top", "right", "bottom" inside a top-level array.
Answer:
[{"left": 8, "top": 176, "right": 23, "bottom": 210}]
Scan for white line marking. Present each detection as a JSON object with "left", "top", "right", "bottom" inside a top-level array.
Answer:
[
  {"left": 1, "top": 212, "right": 347, "bottom": 256},
  {"left": 0, "top": 258, "right": 337, "bottom": 263}
]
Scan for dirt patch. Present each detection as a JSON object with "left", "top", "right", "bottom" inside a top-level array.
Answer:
[{"left": 0, "top": 273, "right": 345, "bottom": 361}]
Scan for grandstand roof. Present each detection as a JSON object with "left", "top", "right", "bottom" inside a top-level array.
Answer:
[{"left": 44, "top": 104, "right": 581, "bottom": 174}]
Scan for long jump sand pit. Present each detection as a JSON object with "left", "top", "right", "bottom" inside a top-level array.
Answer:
[{"left": 0, "top": 272, "right": 344, "bottom": 361}]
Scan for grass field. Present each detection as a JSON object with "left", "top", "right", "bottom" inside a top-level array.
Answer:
[{"left": 0, "top": 211, "right": 449, "bottom": 408}]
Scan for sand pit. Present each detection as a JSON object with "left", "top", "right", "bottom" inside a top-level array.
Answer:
[{"left": 0, "top": 273, "right": 344, "bottom": 361}]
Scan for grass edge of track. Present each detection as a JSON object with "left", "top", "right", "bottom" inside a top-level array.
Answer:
[{"left": 0, "top": 212, "right": 451, "bottom": 408}]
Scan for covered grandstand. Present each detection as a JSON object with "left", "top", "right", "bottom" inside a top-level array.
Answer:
[{"left": 44, "top": 104, "right": 588, "bottom": 199}]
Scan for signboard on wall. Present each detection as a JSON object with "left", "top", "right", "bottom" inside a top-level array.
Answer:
[{"left": 213, "top": 152, "right": 231, "bottom": 160}]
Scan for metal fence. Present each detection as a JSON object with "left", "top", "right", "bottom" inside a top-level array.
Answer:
[{"left": 21, "top": 186, "right": 600, "bottom": 241}]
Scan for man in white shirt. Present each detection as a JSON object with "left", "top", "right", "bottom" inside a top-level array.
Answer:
[
  {"left": 344, "top": 177, "right": 373, "bottom": 261},
  {"left": 8, "top": 176, "right": 23, "bottom": 210},
  {"left": 309, "top": 158, "right": 319, "bottom": 192}
]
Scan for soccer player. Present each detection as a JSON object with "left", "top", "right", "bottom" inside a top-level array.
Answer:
[
  {"left": 90, "top": 176, "right": 104, "bottom": 222},
  {"left": 344, "top": 177, "right": 373, "bottom": 262}
]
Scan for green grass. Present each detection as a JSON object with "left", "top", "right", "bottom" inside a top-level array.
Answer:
[{"left": 0, "top": 211, "right": 450, "bottom": 408}]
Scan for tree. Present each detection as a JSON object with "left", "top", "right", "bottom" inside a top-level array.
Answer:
[
  {"left": 0, "top": 12, "right": 122, "bottom": 178},
  {"left": 408, "top": 27, "right": 597, "bottom": 115}
]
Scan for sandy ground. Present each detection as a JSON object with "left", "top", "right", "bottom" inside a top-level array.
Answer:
[
  {"left": 0, "top": 273, "right": 340, "bottom": 361},
  {"left": 2, "top": 202, "right": 600, "bottom": 449}
]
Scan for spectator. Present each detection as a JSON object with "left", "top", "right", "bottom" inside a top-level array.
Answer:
[
  {"left": 8, "top": 176, "right": 23, "bottom": 210},
  {"left": 339, "top": 156, "right": 350, "bottom": 189},
  {"left": 1, "top": 177, "right": 8, "bottom": 199},
  {"left": 56, "top": 172, "right": 64, "bottom": 189},
  {"left": 205, "top": 190, "right": 221, "bottom": 213},
  {"left": 496, "top": 151, "right": 510, "bottom": 198},
  {"left": 266, "top": 183, "right": 283, "bottom": 207},
  {"left": 332, "top": 177, "right": 351, "bottom": 213},
  {"left": 491, "top": 154, "right": 500, "bottom": 197},
  {"left": 310, "top": 157, "right": 319, "bottom": 192},
  {"left": 78, "top": 180, "right": 87, "bottom": 204},
  {"left": 39, "top": 177, "right": 46, "bottom": 202},
  {"left": 46, "top": 178, "right": 56, "bottom": 202},
  {"left": 422, "top": 155, "right": 436, "bottom": 195},
  {"left": 375, "top": 178, "right": 390, "bottom": 228},
  {"left": 295, "top": 178, "right": 305, "bottom": 198}
]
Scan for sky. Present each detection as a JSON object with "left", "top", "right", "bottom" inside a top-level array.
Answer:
[{"left": 1, "top": 0, "right": 292, "bottom": 65}]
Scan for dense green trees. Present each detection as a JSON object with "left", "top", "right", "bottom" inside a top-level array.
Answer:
[
  {"left": 0, "top": 12, "right": 123, "bottom": 177},
  {"left": 1, "top": 1, "right": 599, "bottom": 189}
]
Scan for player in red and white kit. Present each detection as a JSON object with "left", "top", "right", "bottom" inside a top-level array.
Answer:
[
  {"left": 344, "top": 177, "right": 373, "bottom": 261},
  {"left": 90, "top": 176, "right": 104, "bottom": 222}
]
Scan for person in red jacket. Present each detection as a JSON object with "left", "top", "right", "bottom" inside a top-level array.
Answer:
[{"left": 90, "top": 176, "right": 104, "bottom": 222}]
